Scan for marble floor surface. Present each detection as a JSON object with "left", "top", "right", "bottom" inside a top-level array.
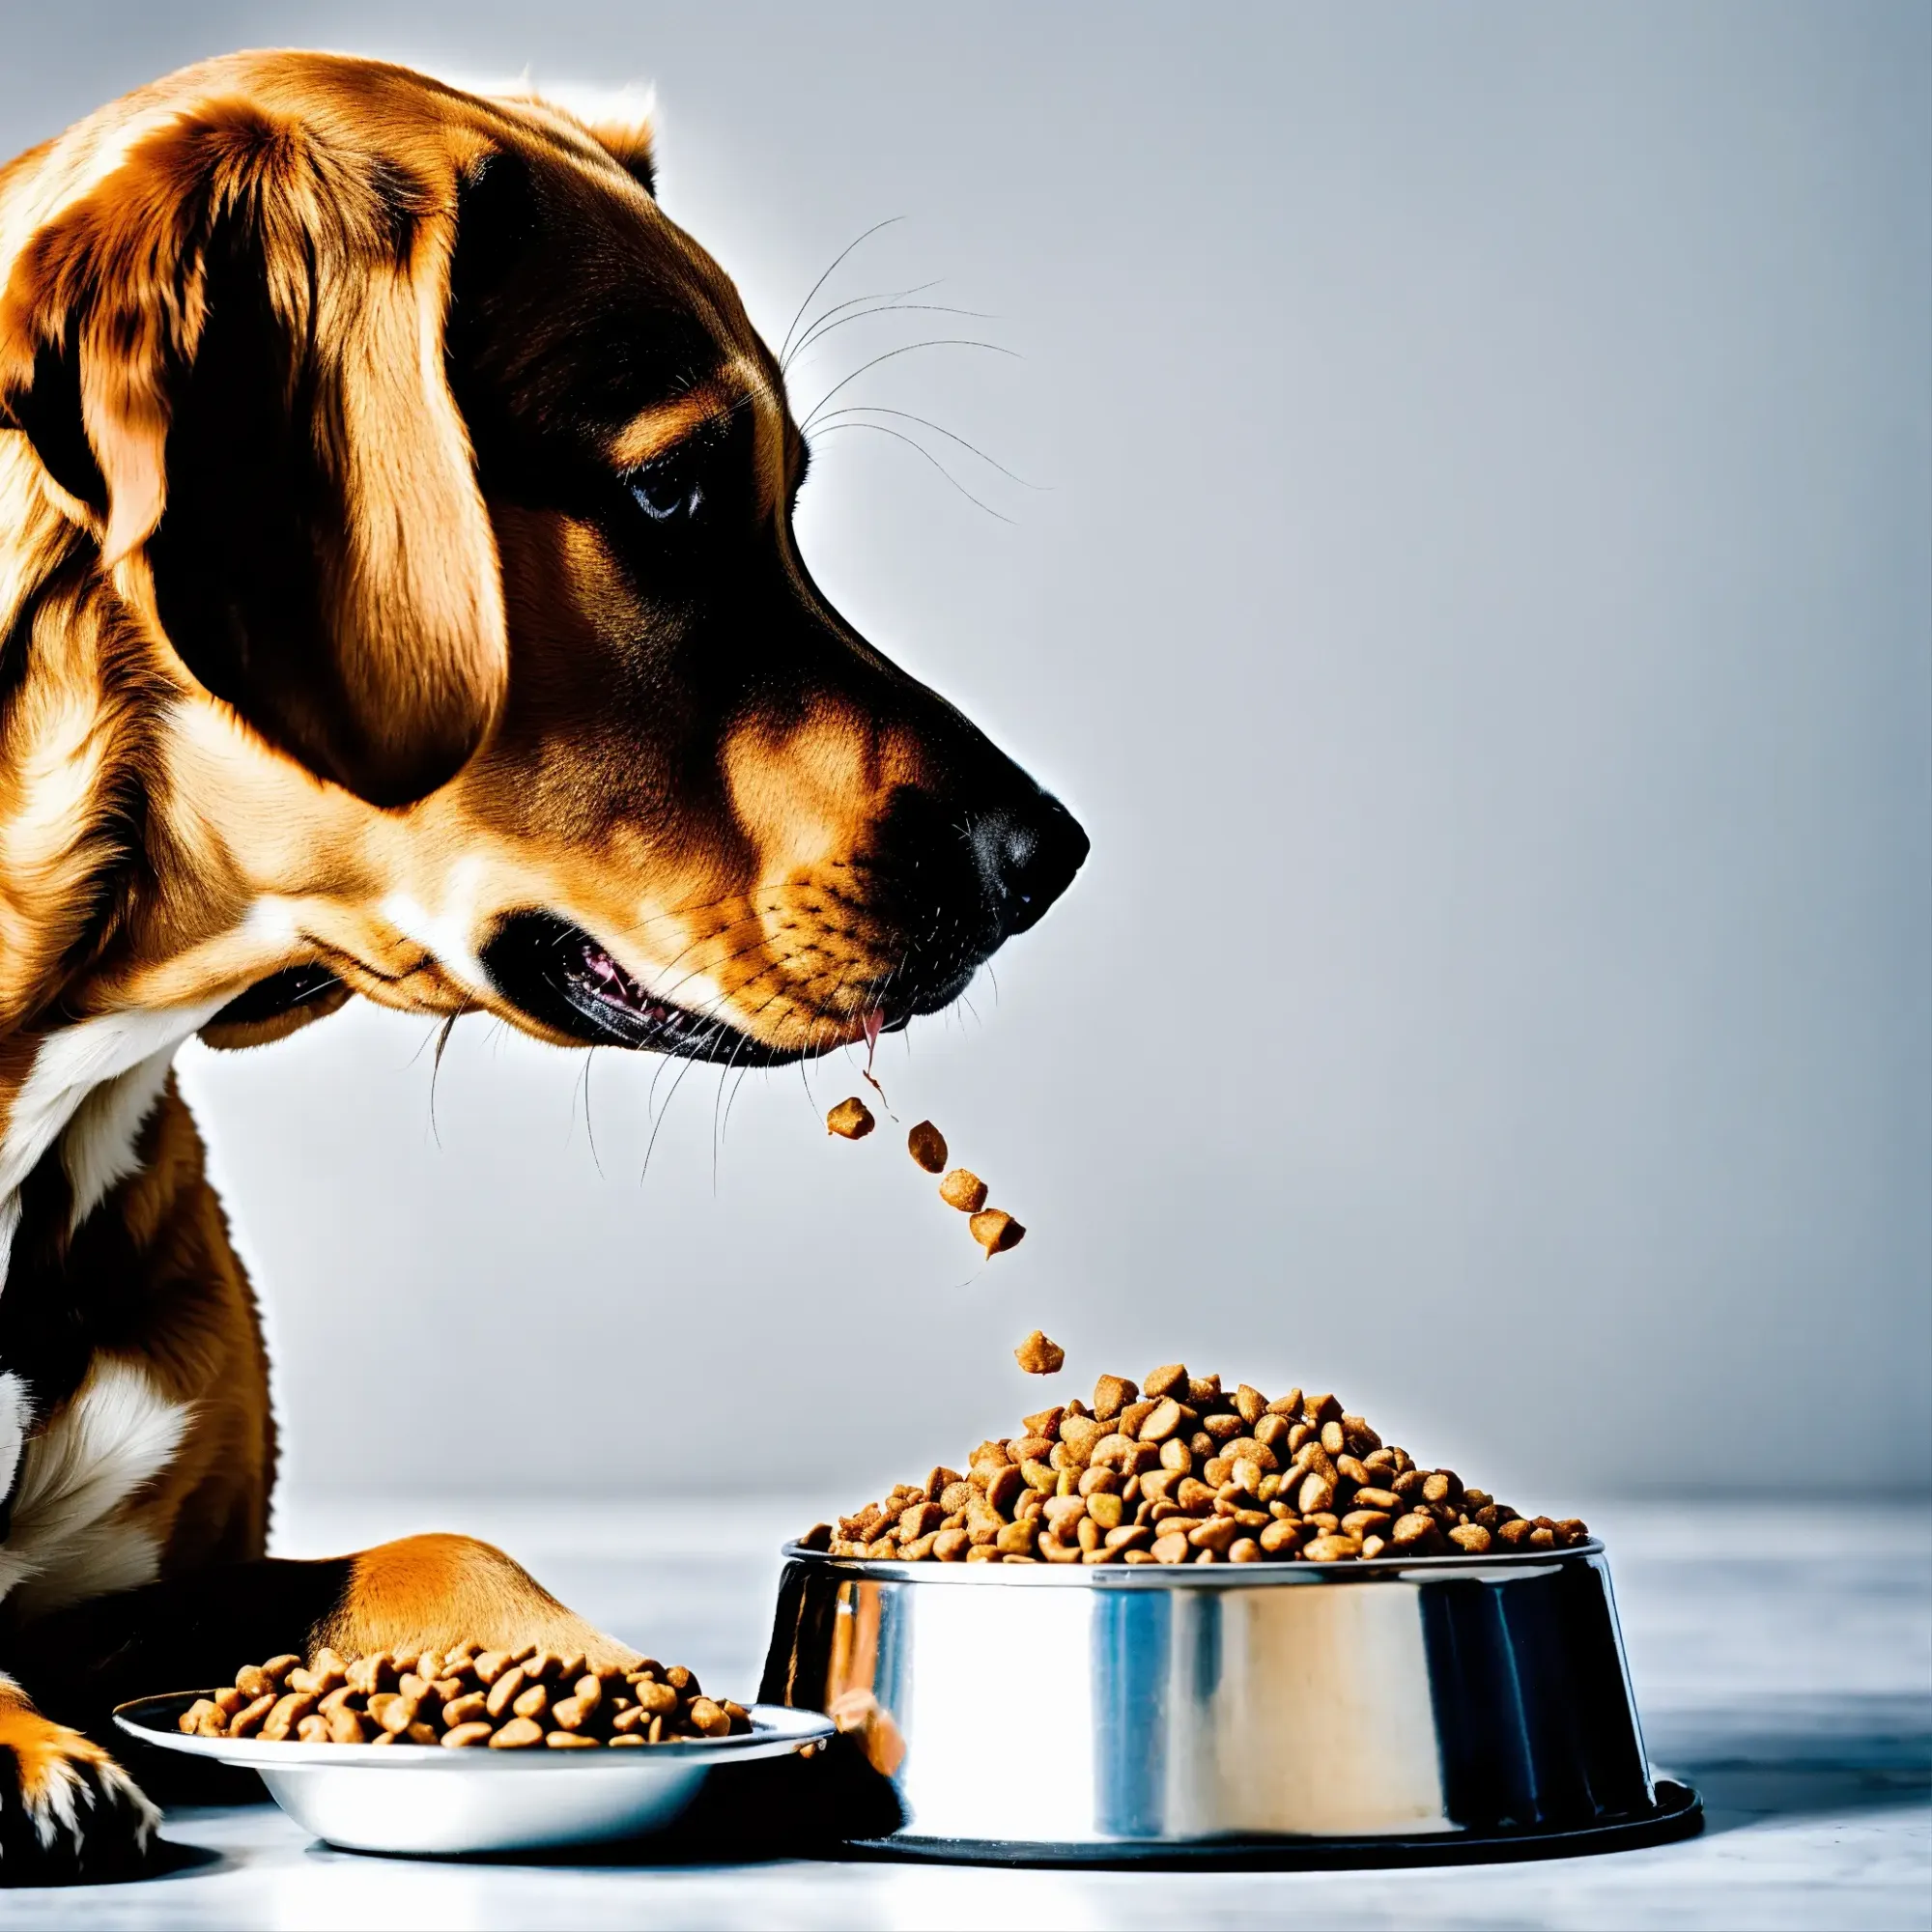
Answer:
[{"left": 12, "top": 1495, "right": 1929, "bottom": 1930}]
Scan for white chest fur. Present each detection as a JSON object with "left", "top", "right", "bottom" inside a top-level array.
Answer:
[
  {"left": 0, "top": 1005, "right": 217, "bottom": 1620},
  {"left": 0, "top": 1001, "right": 224, "bottom": 1281},
  {"left": 0, "top": 1359, "right": 189, "bottom": 1621}
]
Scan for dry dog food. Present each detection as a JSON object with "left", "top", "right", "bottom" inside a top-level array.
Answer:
[
  {"left": 176, "top": 1645, "right": 752, "bottom": 1748},
  {"left": 826, "top": 1104, "right": 1025, "bottom": 1258},
  {"left": 826, "top": 1097, "right": 875, "bottom": 1140},
  {"left": 972, "top": 1208, "right": 1025, "bottom": 1256},
  {"left": 938, "top": 1168, "right": 989, "bottom": 1213},
  {"left": 802, "top": 1365, "right": 1588, "bottom": 1565},
  {"left": 1014, "top": 1329, "right": 1065, "bottom": 1375}
]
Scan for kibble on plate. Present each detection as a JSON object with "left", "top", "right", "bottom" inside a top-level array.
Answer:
[
  {"left": 176, "top": 1644, "right": 752, "bottom": 1748},
  {"left": 799, "top": 1365, "right": 1590, "bottom": 1565}
]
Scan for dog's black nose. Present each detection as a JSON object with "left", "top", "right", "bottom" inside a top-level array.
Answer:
[{"left": 970, "top": 792, "right": 1090, "bottom": 939}]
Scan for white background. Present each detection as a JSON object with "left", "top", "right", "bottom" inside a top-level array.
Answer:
[{"left": 7, "top": 3, "right": 1925, "bottom": 1507}]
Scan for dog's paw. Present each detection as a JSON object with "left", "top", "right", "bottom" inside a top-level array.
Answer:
[{"left": 0, "top": 1707, "right": 158, "bottom": 1882}]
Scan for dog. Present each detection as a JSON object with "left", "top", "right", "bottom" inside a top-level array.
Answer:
[{"left": 0, "top": 49, "right": 1086, "bottom": 1876}]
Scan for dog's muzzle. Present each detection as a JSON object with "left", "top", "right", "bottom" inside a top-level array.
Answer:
[{"left": 479, "top": 785, "right": 1088, "bottom": 1063}]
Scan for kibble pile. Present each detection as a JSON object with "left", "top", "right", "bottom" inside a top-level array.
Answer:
[
  {"left": 178, "top": 1644, "right": 751, "bottom": 1748},
  {"left": 802, "top": 1367, "right": 1589, "bottom": 1565}
]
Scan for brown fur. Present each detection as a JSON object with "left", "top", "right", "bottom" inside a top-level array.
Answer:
[{"left": 0, "top": 50, "right": 1084, "bottom": 1875}]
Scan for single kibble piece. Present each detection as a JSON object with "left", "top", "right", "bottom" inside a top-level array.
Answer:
[
  {"left": 489, "top": 1717, "right": 546, "bottom": 1749},
  {"left": 826, "top": 1097, "right": 875, "bottom": 1140},
  {"left": 938, "top": 1168, "right": 989, "bottom": 1213},
  {"left": 973, "top": 1209, "right": 1025, "bottom": 1257},
  {"left": 907, "top": 1121, "right": 949, "bottom": 1172},
  {"left": 1014, "top": 1330, "right": 1065, "bottom": 1376}
]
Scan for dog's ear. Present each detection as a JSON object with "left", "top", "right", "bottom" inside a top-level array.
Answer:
[
  {"left": 582, "top": 116, "right": 655, "bottom": 197},
  {"left": 0, "top": 101, "right": 508, "bottom": 807},
  {"left": 501, "top": 86, "right": 655, "bottom": 197}
]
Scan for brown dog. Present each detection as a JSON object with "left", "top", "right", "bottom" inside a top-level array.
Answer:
[{"left": 0, "top": 50, "right": 1085, "bottom": 1875}]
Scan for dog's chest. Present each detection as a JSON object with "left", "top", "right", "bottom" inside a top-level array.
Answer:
[
  {"left": 0, "top": 1013, "right": 212, "bottom": 1622},
  {"left": 0, "top": 1358, "right": 189, "bottom": 1621}
]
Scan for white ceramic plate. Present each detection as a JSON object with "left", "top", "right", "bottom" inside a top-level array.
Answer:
[{"left": 115, "top": 1691, "right": 833, "bottom": 1855}]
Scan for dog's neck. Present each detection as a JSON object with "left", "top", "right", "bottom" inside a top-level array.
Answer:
[
  {"left": 0, "top": 1005, "right": 223, "bottom": 1288},
  {"left": 0, "top": 500, "right": 269, "bottom": 1575},
  {"left": 0, "top": 449, "right": 220, "bottom": 1290}
]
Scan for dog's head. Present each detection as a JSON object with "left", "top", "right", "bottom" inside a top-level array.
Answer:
[{"left": 0, "top": 52, "right": 1085, "bottom": 1065}]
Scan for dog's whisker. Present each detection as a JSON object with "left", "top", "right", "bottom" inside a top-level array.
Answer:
[
  {"left": 425, "top": 1009, "right": 467, "bottom": 1149},
  {"left": 648, "top": 927, "right": 801, "bottom": 1018},
  {"left": 810, "top": 423, "right": 1015, "bottom": 523},
  {"left": 637, "top": 973, "right": 752, "bottom": 1179},
  {"left": 582, "top": 1044, "right": 606, "bottom": 1179},
  {"left": 787, "top": 299, "right": 999, "bottom": 368},
  {"left": 645, "top": 1037, "right": 678, "bottom": 1120},
  {"left": 778, "top": 214, "right": 906, "bottom": 366},
  {"left": 639, "top": 1040, "right": 710, "bottom": 1185},
  {"left": 636, "top": 906, "right": 778, "bottom": 988},
  {"left": 707, "top": 980, "right": 771, "bottom": 1188},
  {"left": 812, "top": 955, "right": 867, "bottom": 1063},
  {"left": 781, "top": 277, "right": 943, "bottom": 371},
  {"left": 710, "top": 1059, "right": 729, "bottom": 1196},
  {"left": 711, "top": 977, "right": 795, "bottom": 1184},
  {"left": 810, "top": 407, "right": 1045, "bottom": 489},
  {"left": 722, "top": 1059, "right": 754, "bottom": 1143},
  {"left": 800, "top": 338, "right": 1022, "bottom": 435}
]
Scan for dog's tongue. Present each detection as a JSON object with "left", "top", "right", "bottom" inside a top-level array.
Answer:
[{"left": 859, "top": 1007, "right": 894, "bottom": 1113}]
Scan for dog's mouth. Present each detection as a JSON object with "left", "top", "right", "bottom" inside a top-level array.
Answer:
[{"left": 480, "top": 910, "right": 817, "bottom": 1064}]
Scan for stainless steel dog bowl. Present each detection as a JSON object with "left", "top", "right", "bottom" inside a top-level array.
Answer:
[
  {"left": 760, "top": 1541, "right": 1699, "bottom": 1862},
  {"left": 115, "top": 1693, "right": 833, "bottom": 1856}
]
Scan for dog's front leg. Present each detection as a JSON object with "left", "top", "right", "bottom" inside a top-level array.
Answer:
[
  {"left": 3, "top": 1533, "right": 636, "bottom": 1864},
  {"left": 0, "top": 1670, "right": 159, "bottom": 1879}
]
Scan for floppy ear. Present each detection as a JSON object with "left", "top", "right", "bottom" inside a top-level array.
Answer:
[{"left": 0, "top": 101, "right": 507, "bottom": 806}]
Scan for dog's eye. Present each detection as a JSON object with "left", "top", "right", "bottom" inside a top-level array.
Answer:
[{"left": 629, "top": 460, "right": 704, "bottom": 523}]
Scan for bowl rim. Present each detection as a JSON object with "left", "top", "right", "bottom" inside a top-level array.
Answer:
[
  {"left": 778, "top": 1537, "right": 1605, "bottom": 1584},
  {"left": 113, "top": 1692, "right": 833, "bottom": 1770}
]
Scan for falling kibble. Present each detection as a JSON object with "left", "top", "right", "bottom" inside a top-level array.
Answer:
[
  {"left": 938, "top": 1168, "right": 989, "bottom": 1213},
  {"left": 826, "top": 1097, "right": 875, "bottom": 1140},
  {"left": 1013, "top": 1329, "right": 1065, "bottom": 1376},
  {"left": 907, "top": 1121, "right": 948, "bottom": 1173},
  {"left": 973, "top": 1208, "right": 1025, "bottom": 1257}
]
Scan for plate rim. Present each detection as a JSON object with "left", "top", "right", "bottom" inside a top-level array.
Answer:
[{"left": 114, "top": 1690, "right": 832, "bottom": 1770}]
